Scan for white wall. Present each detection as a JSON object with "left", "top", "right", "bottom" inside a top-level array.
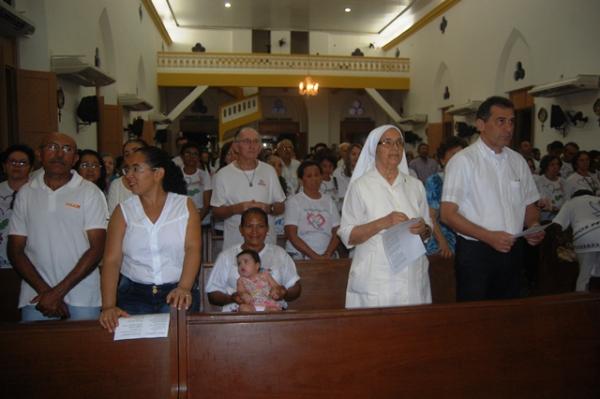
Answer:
[
  {"left": 15, "top": 0, "right": 166, "bottom": 151},
  {"left": 386, "top": 0, "right": 600, "bottom": 150}
]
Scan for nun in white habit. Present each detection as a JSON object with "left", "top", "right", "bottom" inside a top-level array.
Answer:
[{"left": 337, "top": 125, "right": 432, "bottom": 308}]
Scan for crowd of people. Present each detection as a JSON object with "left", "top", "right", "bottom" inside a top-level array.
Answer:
[{"left": 1, "top": 96, "right": 598, "bottom": 328}]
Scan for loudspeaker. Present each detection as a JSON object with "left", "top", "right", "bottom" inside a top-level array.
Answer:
[
  {"left": 131, "top": 118, "right": 144, "bottom": 136},
  {"left": 550, "top": 105, "right": 567, "bottom": 129},
  {"left": 76, "top": 96, "right": 98, "bottom": 123}
]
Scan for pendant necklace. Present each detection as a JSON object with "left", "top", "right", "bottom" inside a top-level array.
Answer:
[{"left": 239, "top": 161, "right": 257, "bottom": 187}]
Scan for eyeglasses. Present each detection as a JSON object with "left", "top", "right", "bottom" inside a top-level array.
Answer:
[
  {"left": 236, "top": 139, "right": 261, "bottom": 146},
  {"left": 183, "top": 151, "right": 200, "bottom": 157},
  {"left": 377, "top": 139, "right": 404, "bottom": 148},
  {"left": 79, "top": 162, "right": 102, "bottom": 170},
  {"left": 44, "top": 143, "right": 74, "bottom": 153},
  {"left": 7, "top": 159, "right": 29, "bottom": 167},
  {"left": 121, "top": 165, "right": 156, "bottom": 175}
]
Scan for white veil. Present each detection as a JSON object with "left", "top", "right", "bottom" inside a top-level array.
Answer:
[{"left": 349, "top": 124, "right": 409, "bottom": 185}]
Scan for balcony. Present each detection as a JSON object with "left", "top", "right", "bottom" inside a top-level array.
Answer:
[{"left": 157, "top": 52, "right": 410, "bottom": 90}]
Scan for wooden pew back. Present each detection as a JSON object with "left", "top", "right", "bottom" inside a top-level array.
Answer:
[
  {"left": 0, "top": 268, "right": 21, "bottom": 322},
  {"left": 181, "top": 294, "right": 600, "bottom": 398},
  {"left": 0, "top": 311, "right": 179, "bottom": 399}
]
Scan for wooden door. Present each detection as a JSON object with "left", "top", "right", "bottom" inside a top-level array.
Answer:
[
  {"left": 339, "top": 119, "right": 374, "bottom": 145},
  {"left": 16, "top": 69, "right": 58, "bottom": 149},
  {"left": 97, "top": 97, "right": 124, "bottom": 156},
  {"left": 509, "top": 87, "right": 534, "bottom": 148},
  {"left": 426, "top": 123, "right": 444, "bottom": 157}
]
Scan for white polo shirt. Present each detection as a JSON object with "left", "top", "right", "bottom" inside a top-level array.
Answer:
[
  {"left": 210, "top": 161, "right": 285, "bottom": 250},
  {"left": 9, "top": 171, "right": 108, "bottom": 307},
  {"left": 442, "top": 138, "right": 539, "bottom": 239}
]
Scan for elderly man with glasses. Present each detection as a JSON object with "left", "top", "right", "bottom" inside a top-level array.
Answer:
[
  {"left": 8, "top": 132, "right": 108, "bottom": 321},
  {"left": 211, "top": 127, "right": 285, "bottom": 251}
]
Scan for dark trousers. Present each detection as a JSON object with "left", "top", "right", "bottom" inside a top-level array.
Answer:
[
  {"left": 455, "top": 236, "right": 524, "bottom": 302},
  {"left": 117, "top": 275, "right": 199, "bottom": 314}
]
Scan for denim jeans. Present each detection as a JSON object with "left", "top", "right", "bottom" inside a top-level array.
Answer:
[
  {"left": 21, "top": 305, "right": 100, "bottom": 322},
  {"left": 116, "top": 275, "right": 199, "bottom": 315}
]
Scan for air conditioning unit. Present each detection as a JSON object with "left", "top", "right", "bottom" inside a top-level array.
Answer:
[
  {"left": 398, "top": 114, "right": 428, "bottom": 125},
  {"left": 51, "top": 55, "right": 115, "bottom": 87},
  {"left": 118, "top": 93, "right": 153, "bottom": 111},
  {"left": 0, "top": 2, "right": 35, "bottom": 36},
  {"left": 446, "top": 100, "right": 482, "bottom": 116},
  {"left": 528, "top": 74, "right": 600, "bottom": 97}
]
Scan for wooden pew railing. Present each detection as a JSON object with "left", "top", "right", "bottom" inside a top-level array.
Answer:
[
  {"left": 180, "top": 293, "right": 600, "bottom": 398},
  {"left": 0, "top": 309, "right": 179, "bottom": 399},
  {"left": 1, "top": 294, "right": 599, "bottom": 398}
]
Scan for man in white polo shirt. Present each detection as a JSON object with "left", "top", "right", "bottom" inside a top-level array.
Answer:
[
  {"left": 8, "top": 133, "right": 108, "bottom": 321},
  {"left": 440, "top": 97, "right": 545, "bottom": 301},
  {"left": 211, "top": 127, "right": 285, "bottom": 250}
]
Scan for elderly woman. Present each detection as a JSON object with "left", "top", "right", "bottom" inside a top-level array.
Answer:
[
  {"left": 338, "top": 125, "right": 432, "bottom": 308},
  {"left": 206, "top": 207, "right": 301, "bottom": 312},
  {"left": 99, "top": 147, "right": 201, "bottom": 332}
]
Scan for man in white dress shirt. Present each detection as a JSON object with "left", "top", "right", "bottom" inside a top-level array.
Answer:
[
  {"left": 441, "top": 97, "right": 545, "bottom": 301},
  {"left": 211, "top": 127, "right": 286, "bottom": 250},
  {"left": 8, "top": 133, "right": 108, "bottom": 321}
]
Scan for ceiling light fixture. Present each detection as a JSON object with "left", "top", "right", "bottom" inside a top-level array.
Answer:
[
  {"left": 225, "top": 2, "right": 231, "bottom": 8},
  {"left": 299, "top": 76, "right": 319, "bottom": 96},
  {"left": 345, "top": 7, "right": 351, "bottom": 13}
]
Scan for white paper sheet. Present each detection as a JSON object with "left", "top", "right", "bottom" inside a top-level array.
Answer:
[
  {"left": 513, "top": 223, "right": 549, "bottom": 238},
  {"left": 382, "top": 218, "right": 426, "bottom": 272},
  {"left": 113, "top": 313, "right": 170, "bottom": 341}
]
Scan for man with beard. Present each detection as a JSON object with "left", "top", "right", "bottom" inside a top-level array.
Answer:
[{"left": 8, "top": 133, "right": 108, "bottom": 321}]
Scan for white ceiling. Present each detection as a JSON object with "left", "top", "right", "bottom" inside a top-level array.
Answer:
[{"left": 165, "top": 0, "right": 414, "bottom": 34}]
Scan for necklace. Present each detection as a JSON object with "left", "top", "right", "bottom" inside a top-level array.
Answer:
[{"left": 240, "top": 165, "right": 257, "bottom": 187}]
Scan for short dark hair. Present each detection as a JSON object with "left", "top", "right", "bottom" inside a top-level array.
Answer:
[
  {"left": 240, "top": 207, "right": 268, "bottom": 226},
  {"left": 180, "top": 142, "right": 202, "bottom": 156},
  {"left": 539, "top": 155, "right": 562, "bottom": 175},
  {"left": 2, "top": 144, "right": 35, "bottom": 166},
  {"left": 565, "top": 142, "right": 580, "bottom": 151},
  {"left": 137, "top": 146, "right": 187, "bottom": 195},
  {"left": 547, "top": 140, "right": 564, "bottom": 152},
  {"left": 237, "top": 249, "right": 261, "bottom": 265},
  {"left": 315, "top": 150, "right": 337, "bottom": 168},
  {"left": 297, "top": 160, "right": 321, "bottom": 179},
  {"left": 436, "top": 136, "right": 467, "bottom": 161},
  {"left": 476, "top": 96, "right": 514, "bottom": 121},
  {"left": 122, "top": 138, "right": 148, "bottom": 155}
]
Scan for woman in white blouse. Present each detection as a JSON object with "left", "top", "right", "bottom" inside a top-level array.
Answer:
[
  {"left": 338, "top": 125, "right": 432, "bottom": 308},
  {"left": 99, "top": 147, "right": 201, "bottom": 332}
]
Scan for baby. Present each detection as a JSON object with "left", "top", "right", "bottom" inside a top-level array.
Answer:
[{"left": 236, "top": 249, "right": 283, "bottom": 312}]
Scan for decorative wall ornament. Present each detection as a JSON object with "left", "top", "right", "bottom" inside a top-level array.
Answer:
[
  {"left": 395, "top": 48, "right": 400, "bottom": 58},
  {"left": 537, "top": 107, "right": 548, "bottom": 131},
  {"left": 348, "top": 100, "right": 364, "bottom": 116},
  {"left": 514, "top": 61, "right": 526, "bottom": 81},
  {"left": 593, "top": 98, "right": 600, "bottom": 126},
  {"left": 443, "top": 86, "right": 450, "bottom": 100},
  {"left": 192, "top": 43, "right": 206, "bottom": 52},
  {"left": 351, "top": 48, "right": 364, "bottom": 56},
  {"left": 440, "top": 17, "right": 448, "bottom": 33},
  {"left": 272, "top": 98, "right": 286, "bottom": 114}
]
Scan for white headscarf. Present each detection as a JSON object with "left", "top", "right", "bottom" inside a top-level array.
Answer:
[{"left": 350, "top": 124, "right": 409, "bottom": 184}]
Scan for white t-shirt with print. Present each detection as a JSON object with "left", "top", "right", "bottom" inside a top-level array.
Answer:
[
  {"left": 284, "top": 192, "right": 340, "bottom": 257},
  {"left": 553, "top": 194, "right": 600, "bottom": 254}
]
